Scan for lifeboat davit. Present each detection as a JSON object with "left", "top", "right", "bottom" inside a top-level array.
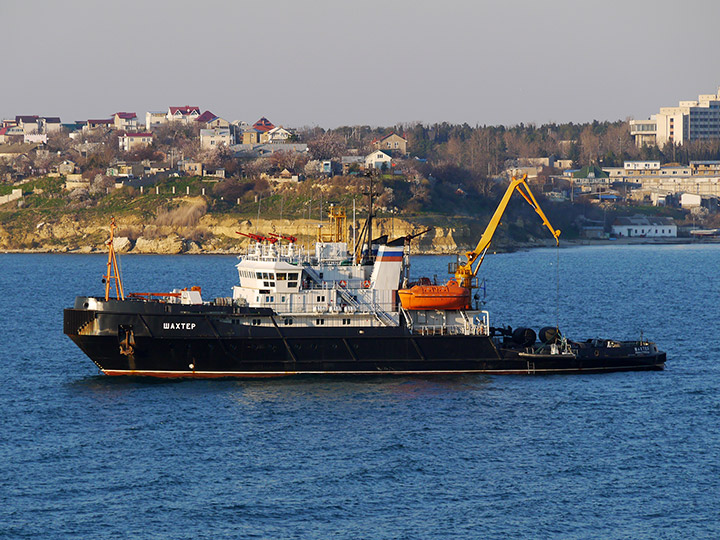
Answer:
[{"left": 398, "top": 279, "right": 470, "bottom": 310}]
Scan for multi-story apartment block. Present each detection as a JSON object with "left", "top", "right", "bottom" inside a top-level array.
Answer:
[
  {"left": 602, "top": 161, "right": 720, "bottom": 198},
  {"left": 631, "top": 87, "right": 720, "bottom": 147},
  {"left": 118, "top": 132, "right": 153, "bottom": 152}
]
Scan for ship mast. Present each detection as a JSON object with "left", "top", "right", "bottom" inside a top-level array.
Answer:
[
  {"left": 104, "top": 217, "right": 125, "bottom": 301},
  {"left": 365, "top": 172, "right": 374, "bottom": 264}
]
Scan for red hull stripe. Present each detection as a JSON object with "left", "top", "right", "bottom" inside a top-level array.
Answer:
[
  {"left": 102, "top": 364, "right": 664, "bottom": 378},
  {"left": 379, "top": 255, "right": 403, "bottom": 261}
]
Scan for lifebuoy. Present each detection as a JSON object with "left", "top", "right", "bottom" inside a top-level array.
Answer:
[
  {"left": 362, "top": 280, "right": 371, "bottom": 289},
  {"left": 339, "top": 280, "right": 347, "bottom": 288}
]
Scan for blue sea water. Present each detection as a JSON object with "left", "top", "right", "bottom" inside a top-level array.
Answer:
[{"left": 1, "top": 246, "right": 719, "bottom": 539}]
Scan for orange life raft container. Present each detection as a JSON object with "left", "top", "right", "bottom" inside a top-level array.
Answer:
[{"left": 398, "top": 280, "right": 470, "bottom": 310}]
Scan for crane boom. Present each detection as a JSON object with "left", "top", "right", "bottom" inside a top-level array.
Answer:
[{"left": 455, "top": 174, "right": 560, "bottom": 288}]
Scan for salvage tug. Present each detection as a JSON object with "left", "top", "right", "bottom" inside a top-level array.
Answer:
[{"left": 64, "top": 176, "right": 666, "bottom": 378}]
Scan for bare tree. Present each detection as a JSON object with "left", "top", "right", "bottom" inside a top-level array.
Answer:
[{"left": 307, "top": 132, "right": 346, "bottom": 160}]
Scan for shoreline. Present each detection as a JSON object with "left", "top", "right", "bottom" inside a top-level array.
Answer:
[{"left": 1, "top": 237, "right": 716, "bottom": 255}]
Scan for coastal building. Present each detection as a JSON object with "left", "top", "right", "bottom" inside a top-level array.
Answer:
[
  {"left": 629, "top": 118, "right": 657, "bottom": 147},
  {"left": 15, "top": 116, "right": 40, "bottom": 134},
  {"left": 571, "top": 165, "right": 610, "bottom": 185},
  {"left": 107, "top": 162, "right": 144, "bottom": 178},
  {"left": 146, "top": 111, "right": 167, "bottom": 130},
  {"left": 24, "top": 134, "right": 48, "bottom": 144},
  {"left": 240, "top": 127, "right": 262, "bottom": 144},
  {"left": 611, "top": 216, "right": 677, "bottom": 238},
  {"left": 365, "top": 150, "right": 392, "bottom": 170},
  {"left": 252, "top": 117, "right": 274, "bottom": 133},
  {"left": 372, "top": 133, "right": 407, "bottom": 155},
  {"left": 200, "top": 128, "right": 233, "bottom": 149},
  {"left": 84, "top": 119, "right": 113, "bottom": 132},
  {"left": 166, "top": 106, "right": 200, "bottom": 124},
  {"left": 194, "top": 111, "right": 230, "bottom": 129},
  {"left": 113, "top": 112, "right": 138, "bottom": 131},
  {"left": 341, "top": 155, "right": 365, "bottom": 174},
  {"left": 40, "top": 117, "right": 62, "bottom": 133},
  {"left": 57, "top": 160, "right": 76, "bottom": 175},
  {"left": 118, "top": 132, "right": 153, "bottom": 152},
  {"left": 630, "top": 87, "right": 720, "bottom": 147},
  {"left": 230, "top": 143, "right": 308, "bottom": 158},
  {"left": 0, "top": 143, "right": 40, "bottom": 161},
  {"left": 263, "top": 126, "right": 293, "bottom": 144},
  {"left": 602, "top": 161, "right": 720, "bottom": 198},
  {"left": 261, "top": 168, "right": 301, "bottom": 183},
  {"left": 0, "top": 127, "right": 20, "bottom": 144},
  {"left": 680, "top": 193, "right": 702, "bottom": 209},
  {"left": 689, "top": 161, "right": 720, "bottom": 176},
  {"left": 179, "top": 160, "right": 203, "bottom": 176}
]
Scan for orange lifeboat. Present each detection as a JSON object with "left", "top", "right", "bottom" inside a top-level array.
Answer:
[{"left": 398, "top": 279, "right": 470, "bottom": 310}]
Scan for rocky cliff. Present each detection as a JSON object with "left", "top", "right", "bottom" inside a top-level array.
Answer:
[{"left": 0, "top": 211, "right": 480, "bottom": 255}]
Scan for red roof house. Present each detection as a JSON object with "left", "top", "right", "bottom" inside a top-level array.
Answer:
[{"left": 252, "top": 117, "right": 275, "bottom": 132}]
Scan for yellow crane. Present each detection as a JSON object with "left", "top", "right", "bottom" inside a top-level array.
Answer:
[
  {"left": 454, "top": 174, "right": 561, "bottom": 289},
  {"left": 398, "top": 174, "right": 560, "bottom": 311}
]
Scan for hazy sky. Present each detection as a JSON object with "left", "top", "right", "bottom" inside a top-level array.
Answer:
[{"left": 2, "top": 0, "right": 718, "bottom": 129}]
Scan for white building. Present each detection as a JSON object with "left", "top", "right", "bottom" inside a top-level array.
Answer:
[
  {"left": 264, "top": 126, "right": 293, "bottom": 143},
  {"left": 680, "top": 193, "right": 702, "bottom": 208},
  {"left": 146, "top": 111, "right": 167, "bottom": 131},
  {"left": 167, "top": 106, "right": 200, "bottom": 124},
  {"left": 625, "top": 161, "right": 660, "bottom": 171},
  {"left": 118, "top": 132, "right": 154, "bottom": 152},
  {"left": 631, "top": 87, "right": 720, "bottom": 147},
  {"left": 611, "top": 216, "right": 677, "bottom": 238},
  {"left": 365, "top": 150, "right": 392, "bottom": 170}
]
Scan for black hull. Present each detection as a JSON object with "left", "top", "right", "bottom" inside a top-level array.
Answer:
[{"left": 64, "top": 305, "right": 666, "bottom": 378}]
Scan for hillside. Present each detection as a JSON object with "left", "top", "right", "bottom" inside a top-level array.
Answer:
[{"left": 0, "top": 175, "right": 589, "bottom": 254}]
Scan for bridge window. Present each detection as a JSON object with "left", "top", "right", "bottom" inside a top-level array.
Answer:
[
  {"left": 288, "top": 282, "right": 298, "bottom": 288},
  {"left": 289, "top": 273, "right": 299, "bottom": 280},
  {"left": 277, "top": 273, "right": 286, "bottom": 280}
]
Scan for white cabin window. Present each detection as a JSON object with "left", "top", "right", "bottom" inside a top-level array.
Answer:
[
  {"left": 315, "top": 319, "right": 325, "bottom": 325},
  {"left": 288, "top": 282, "right": 297, "bottom": 288}
]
